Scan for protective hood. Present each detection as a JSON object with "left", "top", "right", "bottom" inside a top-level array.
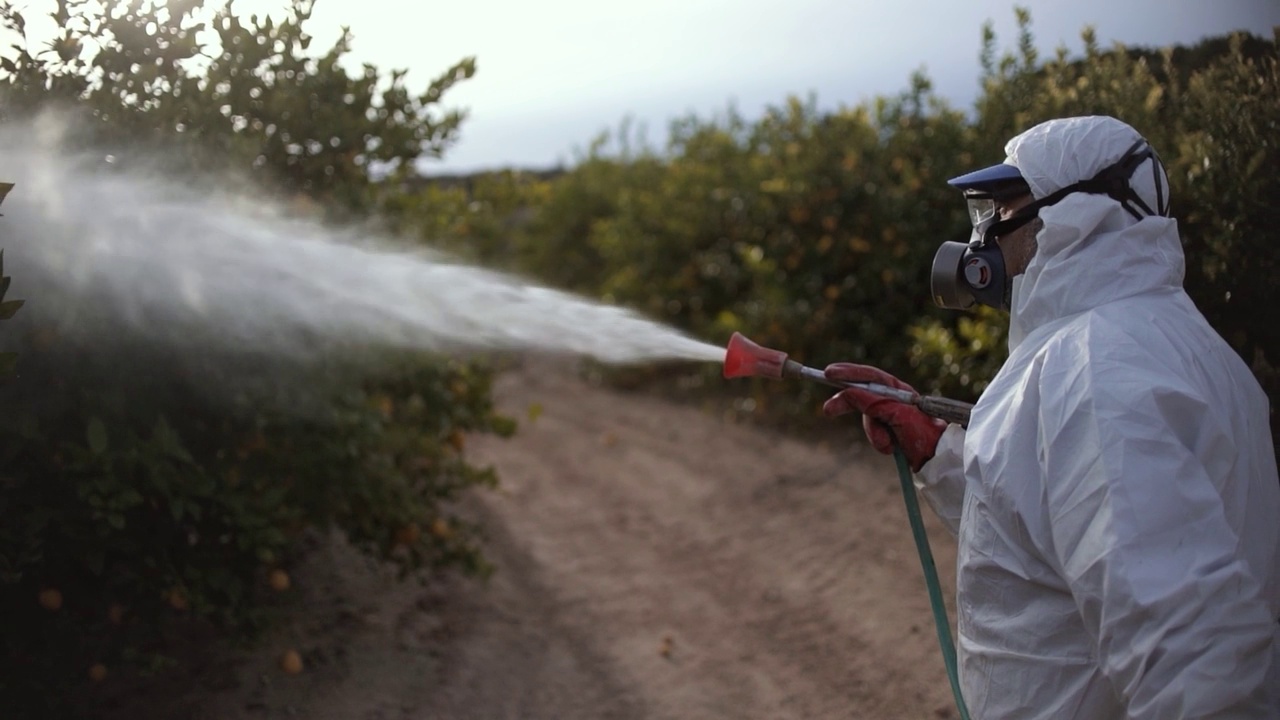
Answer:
[
  {"left": 918, "top": 117, "right": 1280, "bottom": 719},
  {"left": 1002, "top": 117, "right": 1181, "bottom": 350}
]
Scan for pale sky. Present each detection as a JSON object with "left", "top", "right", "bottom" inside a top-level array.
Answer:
[{"left": 12, "top": 0, "right": 1280, "bottom": 173}]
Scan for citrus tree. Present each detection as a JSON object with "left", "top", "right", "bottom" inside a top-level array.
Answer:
[
  {"left": 499, "top": 11, "right": 1278, "bottom": 437},
  {"left": 0, "top": 0, "right": 513, "bottom": 713},
  {"left": 911, "top": 14, "right": 1280, "bottom": 414}
]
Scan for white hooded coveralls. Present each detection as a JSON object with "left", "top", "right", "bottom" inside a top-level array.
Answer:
[{"left": 916, "top": 116, "right": 1280, "bottom": 718}]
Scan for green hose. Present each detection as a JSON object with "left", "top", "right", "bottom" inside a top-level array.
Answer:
[{"left": 892, "top": 447, "right": 971, "bottom": 720}]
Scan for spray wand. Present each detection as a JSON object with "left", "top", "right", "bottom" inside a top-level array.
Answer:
[
  {"left": 722, "top": 332, "right": 973, "bottom": 427},
  {"left": 721, "top": 330, "right": 973, "bottom": 720}
]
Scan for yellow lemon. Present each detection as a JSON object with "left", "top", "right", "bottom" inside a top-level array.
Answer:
[
  {"left": 280, "top": 649, "right": 304, "bottom": 675},
  {"left": 38, "top": 588, "right": 63, "bottom": 611},
  {"left": 268, "top": 569, "right": 291, "bottom": 592}
]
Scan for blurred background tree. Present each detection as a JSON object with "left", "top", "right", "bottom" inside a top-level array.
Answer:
[
  {"left": 0, "top": 0, "right": 512, "bottom": 715},
  {"left": 480, "top": 12, "right": 1277, "bottom": 433},
  {"left": 1, "top": 0, "right": 475, "bottom": 214}
]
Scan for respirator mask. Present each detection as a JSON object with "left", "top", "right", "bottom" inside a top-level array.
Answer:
[{"left": 930, "top": 139, "right": 1169, "bottom": 311}]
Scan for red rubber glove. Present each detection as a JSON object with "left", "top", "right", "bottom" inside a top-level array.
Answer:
[{"left": 822, "top": 363, "right": 946, "bottom": 472}]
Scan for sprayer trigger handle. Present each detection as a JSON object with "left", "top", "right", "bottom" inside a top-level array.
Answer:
[
  {"left": 790, "top": 361, "right": 971, "bottom": 427},
  {"left": 917, "top": 395, "right": 973, "bottom": 428}
]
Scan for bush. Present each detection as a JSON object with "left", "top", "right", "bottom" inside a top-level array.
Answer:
[
  {"left": 0, "top": 0, "right": 514, "bottom": 713},
  {"left": 510, "top": 82, "right": 976, "bottom": 418},
  {"left": 0, "top": 344, "right": 513, "bottom": 703},
  {"left": 498, "top": 12, "right": 1279, "bottom": 445},
  {"left": 914, "top": 16, "right": 1280, "bottom": 418}
]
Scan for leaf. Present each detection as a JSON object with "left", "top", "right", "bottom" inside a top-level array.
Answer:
[
  {"left": 526, "top": 402, "right": 543, "bottom": 422},
  {"left": 0, "top": 352, "right": 16, "bottom": 376},
  {"left": 87, "top": 417, "right": 109, "bottom": 454},
  {"left": 152, "top": 416, "right": 194, "bottom": 463},
  {"left": 85, "top": 551, "right": 105, "bottom": 576},
  {"left": 0, "top": 299, "right": 22, "bottom": 319}
]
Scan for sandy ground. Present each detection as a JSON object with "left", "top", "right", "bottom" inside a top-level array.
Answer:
[{"left": 117, "top": 360, "right": 961, "bottom": 720}]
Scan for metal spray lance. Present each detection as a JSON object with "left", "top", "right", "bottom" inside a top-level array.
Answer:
[{"left": 721, "top": 332, "right": 973, "bottom": 427}]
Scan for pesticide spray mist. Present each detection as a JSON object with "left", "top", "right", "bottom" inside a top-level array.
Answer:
[{"left": 0, "top": 114, "right": 725, "bottom": 388}]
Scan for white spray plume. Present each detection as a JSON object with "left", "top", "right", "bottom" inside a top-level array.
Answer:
[{"left": 1, "top": 111, "right": 725, "bottom": 366}]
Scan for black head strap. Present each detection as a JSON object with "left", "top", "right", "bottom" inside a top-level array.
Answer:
[
  {"left": 1048, "top": 139, "right": 1168, "bottom": 221},
  {"left": 978, "top": 139, "right": 1168, "bottom": 244}
]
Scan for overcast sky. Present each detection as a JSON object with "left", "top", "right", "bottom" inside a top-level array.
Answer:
[{"left": 15, "top": 0, "right": 1280, "bottom": 173}]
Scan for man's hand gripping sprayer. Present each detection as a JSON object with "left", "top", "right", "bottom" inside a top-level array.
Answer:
[{"left": 722, "top": 332, "right": 973, "bottom": 428}]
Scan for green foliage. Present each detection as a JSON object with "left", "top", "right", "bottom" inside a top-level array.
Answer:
[
  {"left": 494, "top": 11, "right": 1278, "bottom": 433},
  {"left": 0, "top": 0, "right": 512, "bottom": 711},
  {"left": 382, "top": 169, "right": 556, "bottom": 269},
  {"left": 0, "top": 247, "right": 21, "bottom": 379},
  {"left": 907, "top": 307, "right": 1007, "bottom": 398},
  {"left": 934, "top": 15, "right": 1280, "bottom": 410},
  {"left": 0, "top": 347, "right": 514, "bottom": 711},
  {"left": 1173, "top": 32, "right": 1280, "bottom": 391},
  {"left": 512, "top": 82, "right": 977, "bottom": 416},
  {"left": 0, "top": 0, "right": 474, "bottom": 216}
]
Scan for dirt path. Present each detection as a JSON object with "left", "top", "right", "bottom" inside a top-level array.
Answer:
[{"left": 151, "top": 361, "right": 961, "bottom": 720}]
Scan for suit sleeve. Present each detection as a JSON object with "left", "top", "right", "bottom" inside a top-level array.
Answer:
[
  {"left": 1038, "top": 350, "right": 1277, "bottom": 718},
  {"left": 914, "top": 422, "right": 967, "bottom": 537}
]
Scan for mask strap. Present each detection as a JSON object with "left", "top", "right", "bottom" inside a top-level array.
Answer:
[
  {"left": 1092, "top": 139, "right": 1174, "bottom": 220},
  {"left": 976, "top": 138, "right": 1171, "bottom": 247},
  {"left": 977, "top": 187, "right": 1070, "bottom": 246}
]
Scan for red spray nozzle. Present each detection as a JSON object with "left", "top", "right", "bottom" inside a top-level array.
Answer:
[
  {"left": 722, "top": 331, "right": 974, "bottom": 427},
  {"left": 723, "top": 332, "right": 790, "bottom": 379}
]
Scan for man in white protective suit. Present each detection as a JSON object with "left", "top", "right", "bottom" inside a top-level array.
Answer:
[{"left": 822, "top": 115, "right": 1280, "bottom": 718}]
